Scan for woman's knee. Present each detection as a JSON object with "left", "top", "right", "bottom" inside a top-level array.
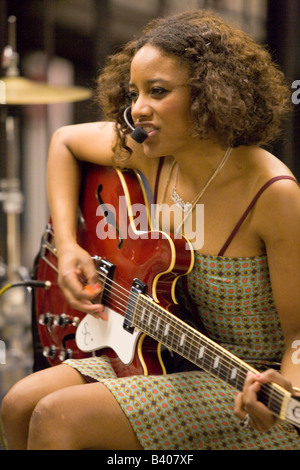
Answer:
[
  {"left": 29, "top": 393, "right": 58, "bottom": 431},
  {"left": 1, "top": 365, "right": 84, "bottom": 426},
  {"left": 28, "top": 392, "right": 75, "bottom": 449},
  {"left": 1, "top": 380, "right": 34, "bottom": 428}
]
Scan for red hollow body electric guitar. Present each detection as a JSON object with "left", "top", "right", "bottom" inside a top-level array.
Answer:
[{"left": 35, "top": 164, "right": 300, "bottom": 428}]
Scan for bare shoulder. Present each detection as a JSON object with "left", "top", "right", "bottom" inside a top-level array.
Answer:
[
  {"left": 50, "top": 121, "right": 116, "bottom": 165},
  {"left": 237, "top": 146, "right": 295, "bottom": 179},
  {"left": 50, "top": 122, "right": 160, "bottom": 186},
  {"left": 229, "top": 146, "right": 299, "bottom": 239},
  {"left": 234, "top": 146, "right": 297, "bottom": 196},
  {"left": 245, "top": 147, "right": 300, "bottom": 240},
  {"left": 249, "top": 147, "right": 299, "bottom": 199}
]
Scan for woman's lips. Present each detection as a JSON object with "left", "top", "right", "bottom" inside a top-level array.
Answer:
[{"left": 138, "top": 124, "right": 159, "bottom": 139}]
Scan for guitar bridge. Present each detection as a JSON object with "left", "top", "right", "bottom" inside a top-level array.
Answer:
[{"left": 123, "top": 278, "right": 146, "bottom": 334}]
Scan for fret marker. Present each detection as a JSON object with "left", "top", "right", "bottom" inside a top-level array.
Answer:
[
  {"left": 230, "top": 368, "right": 237, "bottom": 380},
  {"left": 164, "top": 324, "right": 170, "bottom": 336},
  {"left": 155, "top": 318, "right": 161, "bottom": 331},
  {"left": 141, "top": 308, "right": 146, "bottom": 323},
  {"left": 213, "top": 356, "right": 220, "bottom": 369},
  {"left": 198, "top": 346, "right": 205, "bottom": 359},
  {"left": 148, "top": 312, "right": 152, "bottom": 326},
  {"left": 180, "top": 333, "right": 186, "bottom": 347}
]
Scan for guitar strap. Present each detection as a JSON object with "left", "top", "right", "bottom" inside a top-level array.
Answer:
[
  {"left": 153, "top": 157, "right": 210, "bottom": 335},
  {"left": 154, "top": 157, "right": 165, "bottom": 205},
  {"left": 136, "top": 168, "right": 154, "bottom": 207},
  {"left": 175, "top": 275, "right": 211, "bottom": 338},
  {"left": 160, "top": 276, "right": 210, "bottom": 373},
  {"left": 153, "top": 157, "right": 211, "bottom": 372}
]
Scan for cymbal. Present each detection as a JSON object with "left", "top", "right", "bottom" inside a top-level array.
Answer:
[{"left": 0, "top": 76, "right": 93, "bottom": 105}]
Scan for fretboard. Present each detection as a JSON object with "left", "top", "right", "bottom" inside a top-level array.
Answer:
[{"left": 132, "top": 293, "right": 285, "bottom": 420}]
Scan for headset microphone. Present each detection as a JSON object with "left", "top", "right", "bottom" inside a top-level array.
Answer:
[{"left": 123, "top": 106, "right": 148, "bottom": 143}]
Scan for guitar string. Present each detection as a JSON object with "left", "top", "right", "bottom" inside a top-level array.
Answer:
[
  {"left": 135, "top": 295, "right": 286, "bottom": 412},
  {"left": 101, "top": 286, "right": 284, "bottom": 414},
  {"left": 97, "top": 270, "right": 270, "bottom": 371},
  {"left": 41, "top": 252, "right": 286, "bottom": 412},
  {"left": 94, "top": 271, "right": 285, "bottom": 412},
  {"left": 96, "top": 270, "right": 261, "bottom": 375}
]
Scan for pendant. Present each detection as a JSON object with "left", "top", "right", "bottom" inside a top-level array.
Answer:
[{"left": 171, "top": 187, "right": 191, "bottom": 213}]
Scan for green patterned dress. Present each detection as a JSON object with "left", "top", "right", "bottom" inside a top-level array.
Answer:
[{"left": 65, "top": 252, "right": 300, "bottom": 450}]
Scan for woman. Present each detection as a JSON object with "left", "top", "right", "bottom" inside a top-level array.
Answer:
[{"left": 1, "top": 10, "right": 300, "bottom": 450}]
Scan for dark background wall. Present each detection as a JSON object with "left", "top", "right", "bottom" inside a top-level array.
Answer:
[
  {"left": 267, "top": 0, "right": 300, "bottom": 177},
  {"left": 0, "top": 0, "right": 299, "bottom": 269},
  {"left": 1, "top": 0, "right": 298, "bottom": 165}
]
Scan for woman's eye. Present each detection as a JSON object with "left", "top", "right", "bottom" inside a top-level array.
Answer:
[
  {"left": 151, "top": 87, "right": 168, "bottom": 98},
  {"left": 128, "top": 90, "right": 139, "bottom": 102},
  {"left": 128, "top": 87, "right": 168, "bottom": 102}
]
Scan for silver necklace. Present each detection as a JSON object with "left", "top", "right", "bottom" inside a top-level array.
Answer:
[{"left": 171, "top": 146, "right": 233, "bottom": 215}]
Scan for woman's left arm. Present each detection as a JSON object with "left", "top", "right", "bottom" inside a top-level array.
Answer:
[
  {"left": 264, "top": 179, "right": 300, "bottom": 387},
  {"left": 234, "top": 178, "right": 300, "bottom": 429}
]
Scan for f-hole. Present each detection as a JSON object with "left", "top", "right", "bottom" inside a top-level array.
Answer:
[{"left": 96, "top": 184, "right": 123, "bottom": 249}]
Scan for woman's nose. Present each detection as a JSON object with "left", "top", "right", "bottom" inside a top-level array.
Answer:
[{"left": 131, "top": 95, "right": 152, "bottom": 121}]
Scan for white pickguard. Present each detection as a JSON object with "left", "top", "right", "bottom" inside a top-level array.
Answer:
[{"left": 75, "top": 307, "right": 141, "bottom": 365}]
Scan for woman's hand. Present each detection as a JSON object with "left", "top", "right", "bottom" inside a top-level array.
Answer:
[
  {"left": 234, "top": 369, "right": 294, "bottom": 431},
  {"left": 57, "top": 242, "right": 107, "bottom": 320}
]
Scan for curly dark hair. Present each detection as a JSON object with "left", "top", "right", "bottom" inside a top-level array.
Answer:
[{"left": 96, "top": 10, "right": 291, "bottom": 157}]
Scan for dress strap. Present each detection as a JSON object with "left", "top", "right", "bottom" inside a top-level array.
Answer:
[{"left": 218, "top": 175, "right": 299, "bottom": 256}]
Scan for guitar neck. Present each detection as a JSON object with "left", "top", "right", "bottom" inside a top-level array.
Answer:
[{"left": 131, "top": 294, "right": 288, "bottom": 421}]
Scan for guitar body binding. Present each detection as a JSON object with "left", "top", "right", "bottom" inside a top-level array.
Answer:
[{"left": 35, "top": 164, "right": 193, "bottom": 377}]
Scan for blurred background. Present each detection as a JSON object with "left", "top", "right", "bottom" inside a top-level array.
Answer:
[{"left": 0, "top": 0, "right": 299, "bottom": 431}]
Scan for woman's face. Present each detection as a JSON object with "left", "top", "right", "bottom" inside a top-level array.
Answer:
[{"left": 129, "top": 44, "right": 195, "bottom": 158}]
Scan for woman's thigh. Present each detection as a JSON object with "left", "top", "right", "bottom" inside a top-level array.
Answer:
[{"left": 28, "top": 380, "right": 142, "bottom": 450}]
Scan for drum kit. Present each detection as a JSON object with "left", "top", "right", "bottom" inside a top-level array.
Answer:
[
  {"left": 0, "top": 16, "right": 93, "bottom": 285},
  {"left": 0, "top": 17, "right": 93, "bottom": 409}
]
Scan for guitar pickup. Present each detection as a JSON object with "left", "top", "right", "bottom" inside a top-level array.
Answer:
[{"left": 123, "top": 278, "right": 146, "bottom": 334}]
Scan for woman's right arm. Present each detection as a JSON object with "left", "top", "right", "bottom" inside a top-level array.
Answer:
[{"left": 46, "top": 122, "right": 116, "bottom": 317}]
